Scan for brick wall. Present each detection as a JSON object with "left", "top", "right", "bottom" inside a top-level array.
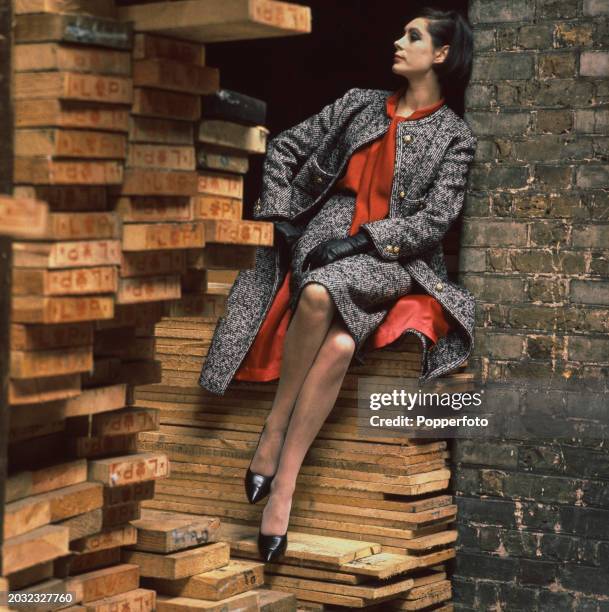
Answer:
[{"left": 452, "top": 0, "right": 609, "bottom": 609}]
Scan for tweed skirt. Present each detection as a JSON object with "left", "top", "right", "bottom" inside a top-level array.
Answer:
[{"left": 287, "top": 192, "right": 415, "bottom": 364}]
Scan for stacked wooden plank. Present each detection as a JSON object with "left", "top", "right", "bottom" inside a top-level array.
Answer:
[
  {"left": 134, "top": 320, "right": 473, "bottom": 608},
  {"left": 123, "top": 508, "right": 295, "bottom": 610},
  {"left": 112, "top": 32, "right": 211, "bottom": 310},
  {"left": 117, "top": 0, "right": 312, "bottom": 43},
  {"left": 3, "top": 0, "right": 168, "bottom": 604},
  {"left": 13, "top": 2, "right": 132, "bottom": 189}
]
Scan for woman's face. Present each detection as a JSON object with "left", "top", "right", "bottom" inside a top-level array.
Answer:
[{"left": 392, "top": 17, "right": 448, "bottom": 79}]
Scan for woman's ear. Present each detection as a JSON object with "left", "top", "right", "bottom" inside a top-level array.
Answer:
[{"left": 433, "top": 44, "right": 450, "bottom": 65}]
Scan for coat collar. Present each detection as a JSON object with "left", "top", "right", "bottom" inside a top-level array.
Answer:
[{"left": 350, "top": 89, "right": 450, "bottom": 153}]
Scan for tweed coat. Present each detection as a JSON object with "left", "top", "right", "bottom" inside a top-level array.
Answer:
[{"left": 198, "top": 87, "right": 478, "bottom": 396}]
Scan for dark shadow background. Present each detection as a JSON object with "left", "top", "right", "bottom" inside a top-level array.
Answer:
[{"left": 205, "top": 0, "right": 468, "bottom": 216}]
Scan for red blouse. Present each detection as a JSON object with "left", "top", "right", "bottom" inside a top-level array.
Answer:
[{"left": 234, "top": 87, "right": 454, "bottom": 381}]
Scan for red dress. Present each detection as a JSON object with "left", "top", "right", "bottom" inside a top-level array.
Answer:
[{"left": 234, "top": 87, "right": 453, "bottom": 381}]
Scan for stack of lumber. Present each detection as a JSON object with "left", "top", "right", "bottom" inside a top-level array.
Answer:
[
  {"left": 13, "top": 3, "right": 132, "bottom": 189},
  {"left": 112, "top": 32, "right": 213, "bottom": 309},
  {"left": 125, "top": 508, "right": 295, "bottom": 610},
  {"left": 134, "top": 311, "right": 474, "bottom": 608},
  {"left": 3, "top": 0, "right": 168, "bottom": 603}
]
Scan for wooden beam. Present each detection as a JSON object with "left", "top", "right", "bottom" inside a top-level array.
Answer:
[
  {"left": 117, "top": 0, "right": 311, "bottom": 43},
  {"left": 0, "top": 0, "right": 13, "bottom": 576}
]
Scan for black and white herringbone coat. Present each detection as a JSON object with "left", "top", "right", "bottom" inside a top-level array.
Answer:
[{"left": 199, "top": 87, "right": 478, "bottom": 396}]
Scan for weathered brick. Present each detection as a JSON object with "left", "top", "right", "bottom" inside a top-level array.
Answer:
[
  {"left": 455, "top": 551, "right": 520, "bottom": 581},
  {"left": 469, "top": 0, "right": 534, "bottom": 23},
  {"left": 577, "top": 163, "right": 609, "bottom": 188},
  {"left": 580, "top": 308, "right": 609, "bottom": 333},
  {"left": 453, "top": 440, "right": 519, "bottom": 467},
  {"left": 472, "top": 27, "right": 496, "bottom": 53},
  {"left": 567, "top": 335, "right": 609, "bottom": 362},
  {"left": 590, "top": 251, "right": 609, "bottom": 276},
  {"left": 538, "top": 51, "right": 578, "bottom": 78},
  {"left": 463, "top": 192, "right": 490, "bottom": 216},
  {"left": 580, "top": 51, "right": 609, "bottom": 77},
  {"left": 537, "top": 590, "right": 577, "bottom": 608},
  {"left": 516, "top": 80, "right": 595, "bottom": 107},
  {"left": 518, "top": 24, "right": 554, "bottom": 49},
  {"left": 519, "top": 558, "right": 558, "bottom": 586},
  {"left": 498, "top": 582, "right": 539, "bottom": 609},
  {"left": 452, "top": 467, "right": 482, "bottom": 495},
  {"left": 559, "top": 564, "right": 609, "bottom": 595},
  {"left": 462, "top": 275, "right": 525, "bottom": 303},
  {"left": 537, "top": 0, "right": 578, "bottom": 19},
  {"left": 525, "top": 334, "right": 564, "bottom": 359},
  {"left": 529, "top": 220, "right": 570, "bottom": 246},
  {"left": 533, "top": 164, "right": 573, "bottom": 189},
  {"left": 512, "top": 249, "right": 585, "bottom": 274},
  {"left": 571, "top": 279, "right": 609, "bottom": 305},
  {"left": 466, "top": 111, "right": 530, "bottom": 136},
  {"left": 456, "top": 496, "right": 519, "bottom": 527},
  {"left": 462, "top": 220, "right": 528, "bottom": 247},
  {"left": 459, "top": 247, "right": 487, "bottom": 272},
  {"left": 575, "top": 108, "right": 609, "bottom": 133},
  {"left": 572, "top": 224, "right": 609, "bottom": 248},
  {"left": 555, "top": 22, "right": 595, "bottom": 47},
  {"left": 584, "top": 0, "right": 609, "bottom": 16},
  {"left": 527, "top": 278, "right": 569, "bottom": 302},
  {"left": 536, "top": 109, "right": 573, "bottom": 133},
  {"left": 451, "top": 576, "right": 477, "bottom": 607},
  {"left": 512, "top": 135, "right": 568, "bottom": 161},
  {"left": 508, "top": 304, "right": 579, "bottom": 329},
  {"left": 465, "top": 83, "right": 495, "bottom": 108}
]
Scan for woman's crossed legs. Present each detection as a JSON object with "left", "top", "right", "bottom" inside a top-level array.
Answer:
[{"left": 248, "top": 282, "right": 356, "bottom": 536}]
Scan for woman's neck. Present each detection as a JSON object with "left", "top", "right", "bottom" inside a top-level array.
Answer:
[{"left": 398, "top": 81, "right": 444, "bottom": 116}]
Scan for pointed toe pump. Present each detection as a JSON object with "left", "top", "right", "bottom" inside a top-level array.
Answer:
[
  {"left": 244, "top": 424, "right": 275, "bottom": 504},
  {"left": 258, "top": 529, "right": 288, "bottom": 562}
]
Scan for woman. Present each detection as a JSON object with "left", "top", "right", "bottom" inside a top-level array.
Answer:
[{"left": 198, "top": 8, "right": 477, "bottom": 561}]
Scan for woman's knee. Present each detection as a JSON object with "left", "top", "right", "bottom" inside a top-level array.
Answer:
[
  {"left": 299, "top": 283, "right": 334, "bottom": 315},
  {"left": 327, "top": 328, "right": 356, "bottom": 362}
]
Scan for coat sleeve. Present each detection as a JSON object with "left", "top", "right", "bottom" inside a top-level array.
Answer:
[
  {"left": 359, "top": 132, "right": 477, "bottom": 262},
  {"left": 254, "top": 88, "right": 357, "bottom": 219}
]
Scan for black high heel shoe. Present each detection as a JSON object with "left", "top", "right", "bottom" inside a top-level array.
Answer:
[
  {"left": 244, "top": 423, "right": 275, "bottom": 504},
  {"left": 258, "top": 529, "right": 288, "bottom": 562}
]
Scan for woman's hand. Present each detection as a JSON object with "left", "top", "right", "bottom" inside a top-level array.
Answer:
[
  {"left": 302, "top": 231, "right": 374, "bottom": 272},
  {"left": 273, "top": 221, "right": 304, "bottom": 262}
]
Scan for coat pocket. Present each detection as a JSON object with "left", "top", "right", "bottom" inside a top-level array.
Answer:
[
  {"left": 396, "top": 195, "right": 426, "bottom": 217},
  {"left": 292, "top": 156, "right": 335, "bottom": 197}
]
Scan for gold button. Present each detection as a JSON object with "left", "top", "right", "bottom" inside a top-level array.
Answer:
[
  {"left": 435, "top": 282, "right": 444, "bottom": 291},
  {"left": 394, "top": 246, "right": 400, "bottom": 252},
  {"left": 402, "top": 134, "right": 413, "bottom": 144},
  {"left": 315, "top": 176, "right": 323, "bottom": 183},
  {"left": 384, "top": 245, "right": 392, "bottom": 251},
  {"left": 399, "top": 190, "right": 405, "bottom": 198}
]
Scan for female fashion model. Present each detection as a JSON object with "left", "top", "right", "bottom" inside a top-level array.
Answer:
[{"left": 198, "top": 7, "right": 477, "bottom": 562}]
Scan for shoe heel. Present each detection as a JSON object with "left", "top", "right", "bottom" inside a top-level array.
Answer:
[{"left": 258, "top": 530, "right": 288, "bottom": 562}]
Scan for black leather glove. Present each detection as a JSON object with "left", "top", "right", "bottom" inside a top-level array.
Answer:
[
  {"left": 302, "top": 231, "right": 375, "bottom": 272},
  {"left": 273, "top": 220, "right": 304, "bottom": 261}
]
